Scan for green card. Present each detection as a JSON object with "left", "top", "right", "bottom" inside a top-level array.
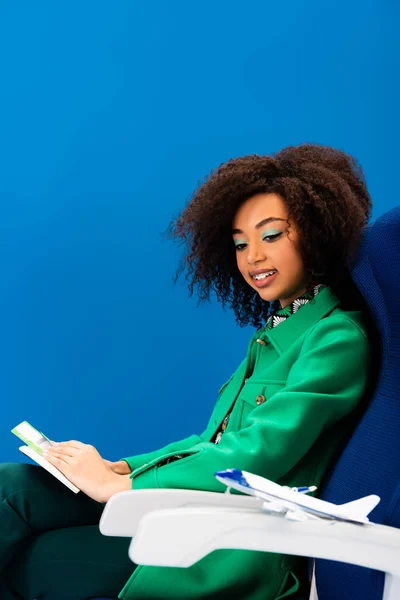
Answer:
[{"left": 11, "top": 421, "right": 54, "bottom": 456}]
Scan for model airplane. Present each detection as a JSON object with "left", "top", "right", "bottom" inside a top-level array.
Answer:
[{"left": 215, "top": 469, "right": 380, "bottom": 524}]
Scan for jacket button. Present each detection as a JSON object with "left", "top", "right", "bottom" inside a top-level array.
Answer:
[
  {"left": 221, "top": 416, "right": 229, "bottom": 431},
  {"left": 256, "top": 338, "right": 267, "bottom": 346},
  {"left": 256, "top": 394, "right": 266, "bottom": 405}
]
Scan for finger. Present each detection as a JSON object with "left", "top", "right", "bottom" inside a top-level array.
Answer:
[
  {"left": 57, "top": 440, "right": 85, "bottom": 449},
  {"left": 44, "top": 452, "right": 70, "bottom": 471},
  {"left": 44, "top": 449, "right": 70, "bottom": 462},
  {"left": 47, "top": 445, "right": 80, "bottom": 458}
]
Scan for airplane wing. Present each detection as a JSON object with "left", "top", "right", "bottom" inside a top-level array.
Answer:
[{"left": 260, "top": 501, "right": 288, "bottom": 515}]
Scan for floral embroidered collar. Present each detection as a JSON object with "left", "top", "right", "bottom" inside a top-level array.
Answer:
[{"left": 265, "top": 284, "right": 326, "bottom": 331}]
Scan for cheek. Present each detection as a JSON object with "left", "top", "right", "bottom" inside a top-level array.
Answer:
[
  {"left": 278, "top": 242, "right": 305, "bottom": 275},
  {"left": 288, "top": 247, "right": 306, "bottom": 277}
]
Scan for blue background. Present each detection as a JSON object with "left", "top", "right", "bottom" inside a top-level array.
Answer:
[{"left": 0, "top": 1, "right": 398, "bottom": 462}]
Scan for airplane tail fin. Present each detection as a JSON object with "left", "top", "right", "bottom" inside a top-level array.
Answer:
[{"left": 339, "top": 495, "right": 380, "bottom": 518}]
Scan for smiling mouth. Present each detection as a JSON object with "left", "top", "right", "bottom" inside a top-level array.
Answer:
[
  {"left": 251, "top": 270, "right": 277, "bottom": 281},
  {"left": 252, "top": 270, "right": 278, "bottom": 288}
]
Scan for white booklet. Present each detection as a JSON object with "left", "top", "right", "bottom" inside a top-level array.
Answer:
[{"left": 11, "top": 421, "right": 80, "bottom": 493}]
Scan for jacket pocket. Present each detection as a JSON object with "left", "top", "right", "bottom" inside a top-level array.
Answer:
[
  {"left": 238, "top": 380, "right": 286, "bottom": 426},
  {"left": 130, "top": 449, "right": 198, "bottom": 479}
]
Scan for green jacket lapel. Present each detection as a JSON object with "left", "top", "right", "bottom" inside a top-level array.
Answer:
[{"left": 264, "top": 287, "right": 340, "bottom": 355}]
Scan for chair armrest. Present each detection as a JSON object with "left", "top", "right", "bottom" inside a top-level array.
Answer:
[
  {"left": 100, "top": 491, "right": 400, "bottom": 600},
  {"left": 127, "top": 505, "right": 400, "bottom": 600},
  {"left": 99, "top": 489, "right": 263, "bottom": 537},
  {"left": 128, "top": 505, "right": 400, "bottom": 572}
]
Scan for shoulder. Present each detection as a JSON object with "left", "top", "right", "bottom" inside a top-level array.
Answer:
[
  {"left": 298, "top": 306, "right": 371, "bottom": 375},
  {"left": 286, "top": 307, "right": 372, "bottom": 394},
  {"left": 306, "top": 306, "right": 369, "bottom": 342}
]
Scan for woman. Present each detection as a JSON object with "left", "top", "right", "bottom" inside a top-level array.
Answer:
[{"left": 0, "top": 144, "right": 374, "bottom": 599}]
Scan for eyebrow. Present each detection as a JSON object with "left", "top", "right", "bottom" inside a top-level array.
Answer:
[{"left": 232, "top": 217, "right": 286, "bottom": 235}]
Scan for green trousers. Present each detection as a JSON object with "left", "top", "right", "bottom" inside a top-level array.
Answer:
[{"left": 0, "top": 463, "right": 135, "bottom": 600}]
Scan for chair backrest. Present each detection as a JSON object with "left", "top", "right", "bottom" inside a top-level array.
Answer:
[{"left": 314, "top": 206, "right": 400, "bottom": 599}]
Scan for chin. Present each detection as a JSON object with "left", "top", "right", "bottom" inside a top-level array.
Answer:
[{"left": 255, "top": 288, "right": 280, "bottom": 303}]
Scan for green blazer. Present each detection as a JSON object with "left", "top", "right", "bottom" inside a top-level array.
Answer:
[{"left": 119, "top": 287, "right": 371, "bottom": 599}]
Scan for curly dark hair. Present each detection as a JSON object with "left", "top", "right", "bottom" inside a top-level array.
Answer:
[{"left": 166, "top": 143, "right": 372, "bottom": 329}]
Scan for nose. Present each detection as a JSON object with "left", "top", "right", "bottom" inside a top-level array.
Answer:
[{"left": 246, "top": 241, "right": 267, "bottom": 265}]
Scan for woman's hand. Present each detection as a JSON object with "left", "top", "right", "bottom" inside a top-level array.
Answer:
[
  {"left": 44, "top": 441, "right": 132, "bottom": 503},
  {"left": 103, "top": 459, "right": 132, "bottom": 475}
]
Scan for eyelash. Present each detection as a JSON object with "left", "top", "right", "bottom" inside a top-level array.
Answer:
[{"left": 234, "top": 232, "right": 282, "bottom": 251}]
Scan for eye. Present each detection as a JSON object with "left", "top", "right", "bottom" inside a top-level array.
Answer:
[
  {"left": 234, "top": 243, "right": 247, "bottom": 252},
  {"left": 262, "top": 233, "right": 282, "bottom": 242}
]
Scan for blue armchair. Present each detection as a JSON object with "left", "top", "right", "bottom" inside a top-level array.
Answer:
[{"left": 99, "top": 206, "right": 400, "bottom": 600}]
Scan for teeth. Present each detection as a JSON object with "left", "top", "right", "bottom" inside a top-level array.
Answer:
[{"left": 253, "top": 271, "right": 276, "bottom": 280}]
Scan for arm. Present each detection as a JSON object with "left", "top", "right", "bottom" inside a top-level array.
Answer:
[
  {"left": 119, "top": 434, "right": 204, "bottom": 473},
  {"left": 129, "top": 316, "right": 370, "bottom": 492},
  {"left": 119, "top": 358, "right": 251, "bottom": 473},
  {"left": 117, "top": 357, "right": 251, "bottom": 473}
]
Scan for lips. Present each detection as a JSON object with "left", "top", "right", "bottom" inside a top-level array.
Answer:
[
  {"left": 251, "top": 270, "right": 278, "bottom": 289},
  {"left": 249, "top": 268, "right": 276, "bottom": 277}
]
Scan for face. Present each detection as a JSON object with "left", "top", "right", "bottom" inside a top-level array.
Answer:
[{"left": 232, "top": 193, "right": 308, "bottom": 308}]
